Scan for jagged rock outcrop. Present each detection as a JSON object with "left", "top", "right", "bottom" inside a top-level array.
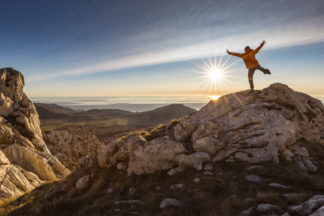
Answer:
[
  {"left": 43, "top": 128, "right": 103, "bottom": 171},
  {"left": 97, "top": 83, "right": 324, "bottom": 175},
  {"left": 0, "top": 68, "right": 70, "bottom": 200}
]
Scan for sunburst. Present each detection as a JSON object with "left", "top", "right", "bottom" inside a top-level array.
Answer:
[{"left": 193, "top": 55, "right": 237, "bottom": 94}]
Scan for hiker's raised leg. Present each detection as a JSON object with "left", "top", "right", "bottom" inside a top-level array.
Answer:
[
  {"left": 248, "top": 68, "right": 255, "bottom": 91},
  {"left": 256, "top": 65, "right": 271, "bottom": 74}
]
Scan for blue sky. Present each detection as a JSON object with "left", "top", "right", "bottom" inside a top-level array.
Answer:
[{"left": 1, "top": 0, "right": 324, "bottom": 97}]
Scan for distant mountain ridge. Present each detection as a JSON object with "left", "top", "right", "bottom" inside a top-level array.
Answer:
[
  {"left": 35, "top": 103, "right": 196, "bottom": 127},
  {"left": 34, "top": 103, "right": 76, "bottom": 119}
]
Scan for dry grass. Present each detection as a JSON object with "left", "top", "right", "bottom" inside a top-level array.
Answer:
[{"left": 256, "top": 191, "right": 281, "bottom": 204}]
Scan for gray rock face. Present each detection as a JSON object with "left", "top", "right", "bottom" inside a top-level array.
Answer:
[
  {"left": 0, "top": 68, "right": 70, "bottom": 200},
  {"left": 127, "top": 136, "right": 185, "bottom": 175},
  {"left": 309, "top": 205, "right": 324, "bottom": 216},
  {"left": 96, "top": 83, "right": 324, "bottom": 176},
  {"left": 289, "top": 195, "right": 324, "bottom": 215}
]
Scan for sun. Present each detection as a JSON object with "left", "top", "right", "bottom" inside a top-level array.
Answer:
[
  {"left": 210, "top": 95, "right": 220, "bottom": 100},
  {"left": 193, "top": 55, "right": 237, "bottom": 93},
  {"left": 209, "top": 68, "right": 223, "bottom": 81}
]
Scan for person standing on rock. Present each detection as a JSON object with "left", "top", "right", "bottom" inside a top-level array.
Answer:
[{"left": 227, "top": 40, "right": 271, "bottom": 93}]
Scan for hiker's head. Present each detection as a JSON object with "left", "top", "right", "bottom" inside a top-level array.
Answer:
[{"left": 245, "top": 46, "right": 251, "bottom": 52}]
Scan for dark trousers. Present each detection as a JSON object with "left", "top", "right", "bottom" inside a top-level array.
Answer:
[{"left": 248, "top": 65, "right": 268, "bottom": 90}]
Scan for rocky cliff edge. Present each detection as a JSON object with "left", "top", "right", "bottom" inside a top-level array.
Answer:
[{"left": 0, "top": 68, "right": 70, "bottom": 200}]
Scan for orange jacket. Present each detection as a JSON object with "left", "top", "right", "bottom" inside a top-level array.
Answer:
[
  {"left": 228, "top": 43, "right": 264, "bottom": 69},
  {"left": 242, "top": 50, "right": 259, "bottom": 69}
]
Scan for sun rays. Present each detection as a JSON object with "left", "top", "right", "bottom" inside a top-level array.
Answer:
[{"left": 193, "top": 55, "right": 238, "bottom": 99}]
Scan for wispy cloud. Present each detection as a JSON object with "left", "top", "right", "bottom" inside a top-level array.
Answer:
[
  {"left": 24, "top": 0, "right": 324, "bottom": 82},
  {"left": 28, "top": 16, "right": 324, "bottom": 82}
]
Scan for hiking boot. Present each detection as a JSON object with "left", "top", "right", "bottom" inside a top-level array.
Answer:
[
  {"left": 250, "top": 89, "right": 254, "bottom": 94},
  {"left": 265, "top": 69, "right": 271, "bottom": 74}
]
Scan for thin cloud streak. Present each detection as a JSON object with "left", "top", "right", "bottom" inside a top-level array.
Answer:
[{"left": 28, "top": 16, "right": 324, "bottom": 82}]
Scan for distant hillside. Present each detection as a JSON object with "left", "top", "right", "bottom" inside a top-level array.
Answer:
[
  {"left": 75, "top": 109, "right": 132, "bottom": 118},
  {"left": 35, "top": 103, "right": 76, "bottom": 119},
  {"left": 128, "top": 104, "right": 196, "bottom": 126},
  {"left": 36, "top": 103, "right": 196, "bottom": 128}
]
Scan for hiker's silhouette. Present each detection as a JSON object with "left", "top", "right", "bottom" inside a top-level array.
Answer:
[{"left": 227, "top": 40, "right": 271, "bottom": 93}]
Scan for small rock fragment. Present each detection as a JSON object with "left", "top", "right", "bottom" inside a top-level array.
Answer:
[
  {"left": 75, "top": 175, "right": 90, "bottom": 190},
  {"left": 204, "top": 163, "right": 213, "bottom": 171},
  {"left": 239, "top": 207, "right": 254, "bottom": 216},
  {"left": 193, "top": 177, "right": 200, "bottom": 183},
  {"left": 170, "top": 184, "right": 183, "bottom": 190},
  {"left": 268, "top": 183, "right": 290, "bottom": 190},
  {"left": 160, "top": 198, "right": 182, "bottom": 208},
  {"left": 256, "top": 204, "right": 281, "bottom": 213},
  {"left": 245, "top": 175, "right": 262, "bottom": 184}
]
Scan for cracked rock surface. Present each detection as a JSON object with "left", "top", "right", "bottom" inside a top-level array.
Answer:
[
  {"left": 0, "top": 68, "right": 70, "bottom": 200},
  {"left": 98, "top": 83, "right": 324, "bottom": 175}
]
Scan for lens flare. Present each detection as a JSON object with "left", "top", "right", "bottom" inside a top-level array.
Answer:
[{"left": 194, "top": 55, "right": 237, "bottom": 94}]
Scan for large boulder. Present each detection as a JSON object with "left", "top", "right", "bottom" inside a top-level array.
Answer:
[
  {"left": 0, "top": 68, "right": 70, "bottom": 200},
  {"left": 97, "top": 83, "right": 324, "bottom": 176},
  {"left": 127, "top": 136, "right": 185, "bottom": 175}
]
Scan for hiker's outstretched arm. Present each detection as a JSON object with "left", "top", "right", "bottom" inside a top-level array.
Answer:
[
  {"left": 255, "top": 40, "right": 265, "bottom": 53},
  {"left": 227, "top": 50, "right": 243, "bottom": 58}
]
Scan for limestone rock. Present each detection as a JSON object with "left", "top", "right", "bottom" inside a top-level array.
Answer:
[
  {"left": 76, "top": 175, "right": 90, "bottom": 190},
  {"left": 127, "top": 136, "right": 185, "bottom": 175},
  {"left": 160, "top": 198, "right": 182, "bottom": 208},
  {"left": 170, "top": 184, "right": 183, "bottom": 190},
  {"left": 97, "top": 132, "right": 146, "bottom": 168},
  {"left": 239, "top": 207, "right": 254, "bottom": 216},
  {"left": 204, "top": 163, "right": 213, "bottom": 171},
  {"left": 289, "top": 195, "right": 324, "bottom": 215},
  {"left": 245, "top": 175, "right": 262, "bottom": 184},
  {"left": 0, "top": 150, "right": 10, "bottom": 165},
  {"left": 0, "top": 68, "right": 70, "bottom": 201},
  {"left": 309, "top": 205, "right": 324, "bottom": 216},
  {"left": 0, "top": 164, "right": 43, "bottom": 199},
  {"left": 4, "top": 144, "right": 58, "bottom": 181},
  {"left": 256, "top": 203, "right": 281, "bottom": 213},
  {"left": 44, "top": 128, "right": 103, "bottom": 170},
  {"left": 268, "top": 183, "right": 290, "bottom": 190},
  {"left": 174, "top": 152, "right": 210, "bottom": 170},
  {"left": 187, "top": 83, "right": 323, "bottom": 169},
  {"left": 95, "top": 83, "right": 324, "bottom": 178}
]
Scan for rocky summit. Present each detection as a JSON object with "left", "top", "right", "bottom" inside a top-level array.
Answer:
[
  {"left": 0, "top": 68, "right": 70, "bottom": 200},
  {"left": 97, "top": 83, "right": 324, "bottom": 175},
  {"left": 3, "top": 78, "right": 324, "bottom": 216}
]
